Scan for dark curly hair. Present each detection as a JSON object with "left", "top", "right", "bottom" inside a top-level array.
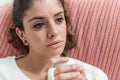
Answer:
[{"left": 8, "top": 0, "right": 76, "bottom": 56}]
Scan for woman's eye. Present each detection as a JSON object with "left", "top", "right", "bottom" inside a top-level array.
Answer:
[
  {"left": 56, "top": 17, "right": 64, "bottom": 23},
  {"left": 33, "top": 23, "right": 45, "bottom": 29}
]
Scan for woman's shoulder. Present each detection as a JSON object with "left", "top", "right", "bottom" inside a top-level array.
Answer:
[
  {"left": 0, "top": 56, "right": 15, "bottom": 64},
  {"left": 68, "top": 57, "right": 108, "bottom": 80},
  {"left": 0, "top": 56, "right": 15, "bottom": 63},
  {"left": 0, "top": 57, "right": 16, "bottom": 79},
  {"left": 0, "top": 56, "right": 15, "bottom": 69},
  {"left": 0, "top": 56, "right": 30, "bottom": 80}
]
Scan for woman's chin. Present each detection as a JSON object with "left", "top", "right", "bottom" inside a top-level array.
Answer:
[{"left": 47, "top": 47, "right": 64, "bottom": 56}]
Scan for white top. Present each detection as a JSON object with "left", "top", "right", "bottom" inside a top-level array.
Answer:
[{"left": 0, "top": 56, "right": 108, "bottom": 80}]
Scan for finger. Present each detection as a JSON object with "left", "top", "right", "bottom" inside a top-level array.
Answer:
[
  {"left": 55, "top": 71, "right": 81, "bottom": 80},
  {"left": 72, "top": 74, "right": 86, "bottom": 80},
  {"left": 44, "top": 57, "right": 69, "bottom": 72},
  {"left": 78, "top": 66, "right": 86, "bottom": 77},
  {"left": 54, "top": 64, "right": 80, "bottom": 75},
  {"left": 48, "top": 57, "right": 69, "bottom": 67}
]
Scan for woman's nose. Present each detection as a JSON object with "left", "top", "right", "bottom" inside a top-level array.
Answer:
[{"left": 47, "top": 22, "right": 59, "bottom": 38}]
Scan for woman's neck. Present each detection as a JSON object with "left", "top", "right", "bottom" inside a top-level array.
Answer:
[
  {"left": 16, "top": 53, "right": 61, "bottom": 79},
  {"left": 16, "top": 53, "right": 60, "bottom": 74}
]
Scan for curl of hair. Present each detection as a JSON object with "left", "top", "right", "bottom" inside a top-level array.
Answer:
[{"left": 8, "top": 0, "right": 76, "bottom": 56}]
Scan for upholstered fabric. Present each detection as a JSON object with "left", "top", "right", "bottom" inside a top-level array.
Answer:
[
  {"left": 0, "top": 0, "right": 120, "bottom": 80},
  {"left": 0, "top": 3, "right": 20, "bottom": 57},
  {"left": 65, "top": 0, "right": 120, "bottom": 80}
]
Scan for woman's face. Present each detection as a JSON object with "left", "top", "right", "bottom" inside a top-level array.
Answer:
[{"left": 19, "top": 0, "right": 66, "bottom": 58}]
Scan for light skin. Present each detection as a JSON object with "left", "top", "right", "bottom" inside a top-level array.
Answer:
[{"left": 16, "top": 0, "right": 86, "bottom": 80}]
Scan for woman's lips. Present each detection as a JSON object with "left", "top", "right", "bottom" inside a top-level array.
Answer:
[{"left": 47, "top": 41, "right": 62, "bottom": 48}]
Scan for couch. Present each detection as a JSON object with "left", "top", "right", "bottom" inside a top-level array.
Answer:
[{"left": 0, "top": 0, "right": 120, "bottom": 80}]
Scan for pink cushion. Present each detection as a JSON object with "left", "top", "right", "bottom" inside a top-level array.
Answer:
[
  {"left": 0, "top": 0, "right": 120, "bottom": 80},
  {"left": 65, "top": 0, "right": 120, "bottom": 80},
  {"left": 0, "top": 4, "right": 20, "bottom": 57}
]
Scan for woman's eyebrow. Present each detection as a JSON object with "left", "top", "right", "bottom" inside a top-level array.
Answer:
[
  {"left": 28, "top": 17, "right": 44, "bottom": 22},
  {"left": 54, "top": 11, "right": 64, "bottom": 17},
  {"left": 28, "top": 11, "right": 64, "bottom": 22}
]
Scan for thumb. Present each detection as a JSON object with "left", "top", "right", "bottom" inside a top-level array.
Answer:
[{"left": 44, "top": 57, "right": 69, "bottom": 72}]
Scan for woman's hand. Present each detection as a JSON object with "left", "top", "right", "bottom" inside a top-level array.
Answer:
[
  {"left": 38, "top": 57, "right": 86, "bottom": 80},
  {"left": 54, "top": 64, "right": 86, "bottom": 80}
]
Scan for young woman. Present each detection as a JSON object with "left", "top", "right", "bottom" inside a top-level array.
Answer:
[{"left": 0, "top": 0, "right": 108, "bottom": 80}]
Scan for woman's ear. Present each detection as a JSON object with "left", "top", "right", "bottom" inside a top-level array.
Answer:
[
  {"left": 15, "top": 27, "right": 28, "bottom": 45},
  {"left": 15, "top": 27, "right": 25, "bottom": 41}
]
